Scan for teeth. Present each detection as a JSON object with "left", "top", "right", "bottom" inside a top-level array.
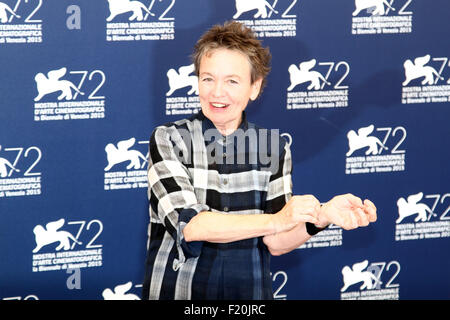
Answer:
[{"left": 211, "top": 103, "right": 227, "bottom": 108}]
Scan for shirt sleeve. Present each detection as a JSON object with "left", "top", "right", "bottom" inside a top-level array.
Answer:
[
  {"left": 264, "top": 136, "right": 293, "bottom": 214},
  {"left": 147, "top": 126, "right": 209, "bottom": 264}
]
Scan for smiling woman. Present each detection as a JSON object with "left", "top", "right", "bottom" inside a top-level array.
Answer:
[
  {"left": 192, "top": 21, "right": 271, "bottom": 135},
  {"left": 192, "top": 21, "right": 271, "bottom": 95},
  {"left": 142, "top": 21, "right": 377, "bottom": 301},
  {"left": 197, "top": 49, "right": 262, "bottom": 135}
]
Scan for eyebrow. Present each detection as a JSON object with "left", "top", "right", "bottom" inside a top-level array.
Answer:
[{"left": 200, "top": 72, "right": 242, "bottom": 79}]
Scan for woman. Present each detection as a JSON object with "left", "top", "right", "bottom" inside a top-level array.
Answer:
[{"left": 142, "top": 21, "right": 376, "bottom": 300}]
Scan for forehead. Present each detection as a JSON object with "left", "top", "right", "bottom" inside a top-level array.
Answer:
[{"left": 199, "top": 48, "right": 252, "bottom": 77}]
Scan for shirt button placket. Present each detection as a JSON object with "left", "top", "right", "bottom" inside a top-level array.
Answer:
[
  {"left": 221, "top": 139, "right": 230, "bottom": 213},
  {"left": 222, "top": 177, "right": 229, "bottom": 213}
]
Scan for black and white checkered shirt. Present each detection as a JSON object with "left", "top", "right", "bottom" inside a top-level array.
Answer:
[{"left": 142, "top": 110, "right": 292, "bottom": 300}]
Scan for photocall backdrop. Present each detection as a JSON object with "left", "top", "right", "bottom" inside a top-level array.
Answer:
[{"left": 0, "top": 0, "right": 449, "bottom": 300}]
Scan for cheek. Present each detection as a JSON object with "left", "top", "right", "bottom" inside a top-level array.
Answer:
[
  {"left": 198, "top": 82, "right": 206, "bottom": 95},
  {"left": 230, "top": 88, "right": 251, "bottom": 106},
  {"left": 198, "top": 85, "right": 210, "bottom": 103}
]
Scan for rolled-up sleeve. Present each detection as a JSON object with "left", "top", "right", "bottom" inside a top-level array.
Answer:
[
  {"left": 264, "top": 137, "right": 293, "bottom": 214},
  {"left": 148, "top": 126, "right": 209, "bottom": 263}
]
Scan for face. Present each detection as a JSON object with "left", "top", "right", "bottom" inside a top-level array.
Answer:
[{"left": 198, "top": 48, "right": 262, "bottom": 135}]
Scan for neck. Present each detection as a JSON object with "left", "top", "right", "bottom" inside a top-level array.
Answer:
[{"left": 214, "top": 117, "right": 242, "bottom": 136}]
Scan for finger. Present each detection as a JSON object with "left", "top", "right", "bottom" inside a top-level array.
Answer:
[
  {"left": 303, "top": 194, "right": 320, "bottom": 204},
  {"left": 326, "top": 211, "right": 345, "bottom": 229},
  {"left": 364, "top": 199, "right": 376, "bottom": 209},
  {"left": 314, "top": 203, "right": 329, "bottom": 226},
  {"left": 349, "top": 210, "right": 360, "bottom": 229},
  {"left": 340, "top": 212, "right": 358, "bottom": 230},
  {"left": 295, "top": 214, "right": 319, "bottom": 225},
  {"left": 364, "top": 206, "right": 377, "bottom": 222},
  {"left": 336, "top": 210, "right": 358, "bottom": 230},
  {"left": 344, "top": 193, "right": 364, "bottom": 208},
  {"left": 364, "top": 199, "right": 377, "bottom": 222},
  {"left": 314, "top": 202, "right": 321, "bottom": 218},
  {"left": 293, "top": 202, "right": 319, "bottom": 216},
  {"left": 355, "top": 208, "right": 370, "bottom": 226},
  {"left": 293, "top": 196, "right": 321, "bottom": 211}
]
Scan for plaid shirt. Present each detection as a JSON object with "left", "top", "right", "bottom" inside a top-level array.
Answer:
[{"left": 142, "top": 110, "right": 292, "bottom": 300}]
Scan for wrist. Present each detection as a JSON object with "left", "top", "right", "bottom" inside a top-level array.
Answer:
[
  {"left": 315, "top": 202, "right": 330, "bottom": 228},
  {"left": 270, "top": 208, "right": 293, "bottom": 234},
  {"left": 269, "top": 214, "right": 282, "bottom": 234}
]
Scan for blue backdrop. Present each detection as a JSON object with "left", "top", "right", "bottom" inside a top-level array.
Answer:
[{"left": 0, "top": 0, "right": 449, "bottom": 300}]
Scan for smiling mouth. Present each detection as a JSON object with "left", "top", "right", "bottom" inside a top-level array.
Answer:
[{"left": 210, "top": 102, "right": 229, "bottom": 109}]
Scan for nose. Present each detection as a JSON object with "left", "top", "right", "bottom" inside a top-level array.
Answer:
[{"left": 212, "top": 81, "right": 225, "bottom": 98}]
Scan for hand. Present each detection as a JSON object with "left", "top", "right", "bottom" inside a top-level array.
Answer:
[
  {"left": 318, "top": 194, "right": 377, "bottom": 230},
  {"left": 272, "top": 195, "right": 321, "bottom": 234}
]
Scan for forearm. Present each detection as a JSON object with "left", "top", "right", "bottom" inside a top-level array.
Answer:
[
  {"left": 262, "top": 222, "right": 312, "bottom": 256},
  {"left": 183, "top": 211, "right": 276, "bottom": 243},
  {"left": 183, "top": 194, "right": 323, "bottom": 246}
]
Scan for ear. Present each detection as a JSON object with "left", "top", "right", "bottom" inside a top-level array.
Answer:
[{"left": 249, "top": 78, "right": 263, "bottom": 101}]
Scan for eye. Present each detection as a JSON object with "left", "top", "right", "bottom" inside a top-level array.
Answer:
[
  {"left": 201, "top": 77, "right": 213, "bottom": 82},
  {"left": 228, "top": 79, "right": 239, "bottom": 85}
]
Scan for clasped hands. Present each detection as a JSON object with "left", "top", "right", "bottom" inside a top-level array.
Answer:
[{"left": 272, "top": 194, "right": 377, "bottom": 234}]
